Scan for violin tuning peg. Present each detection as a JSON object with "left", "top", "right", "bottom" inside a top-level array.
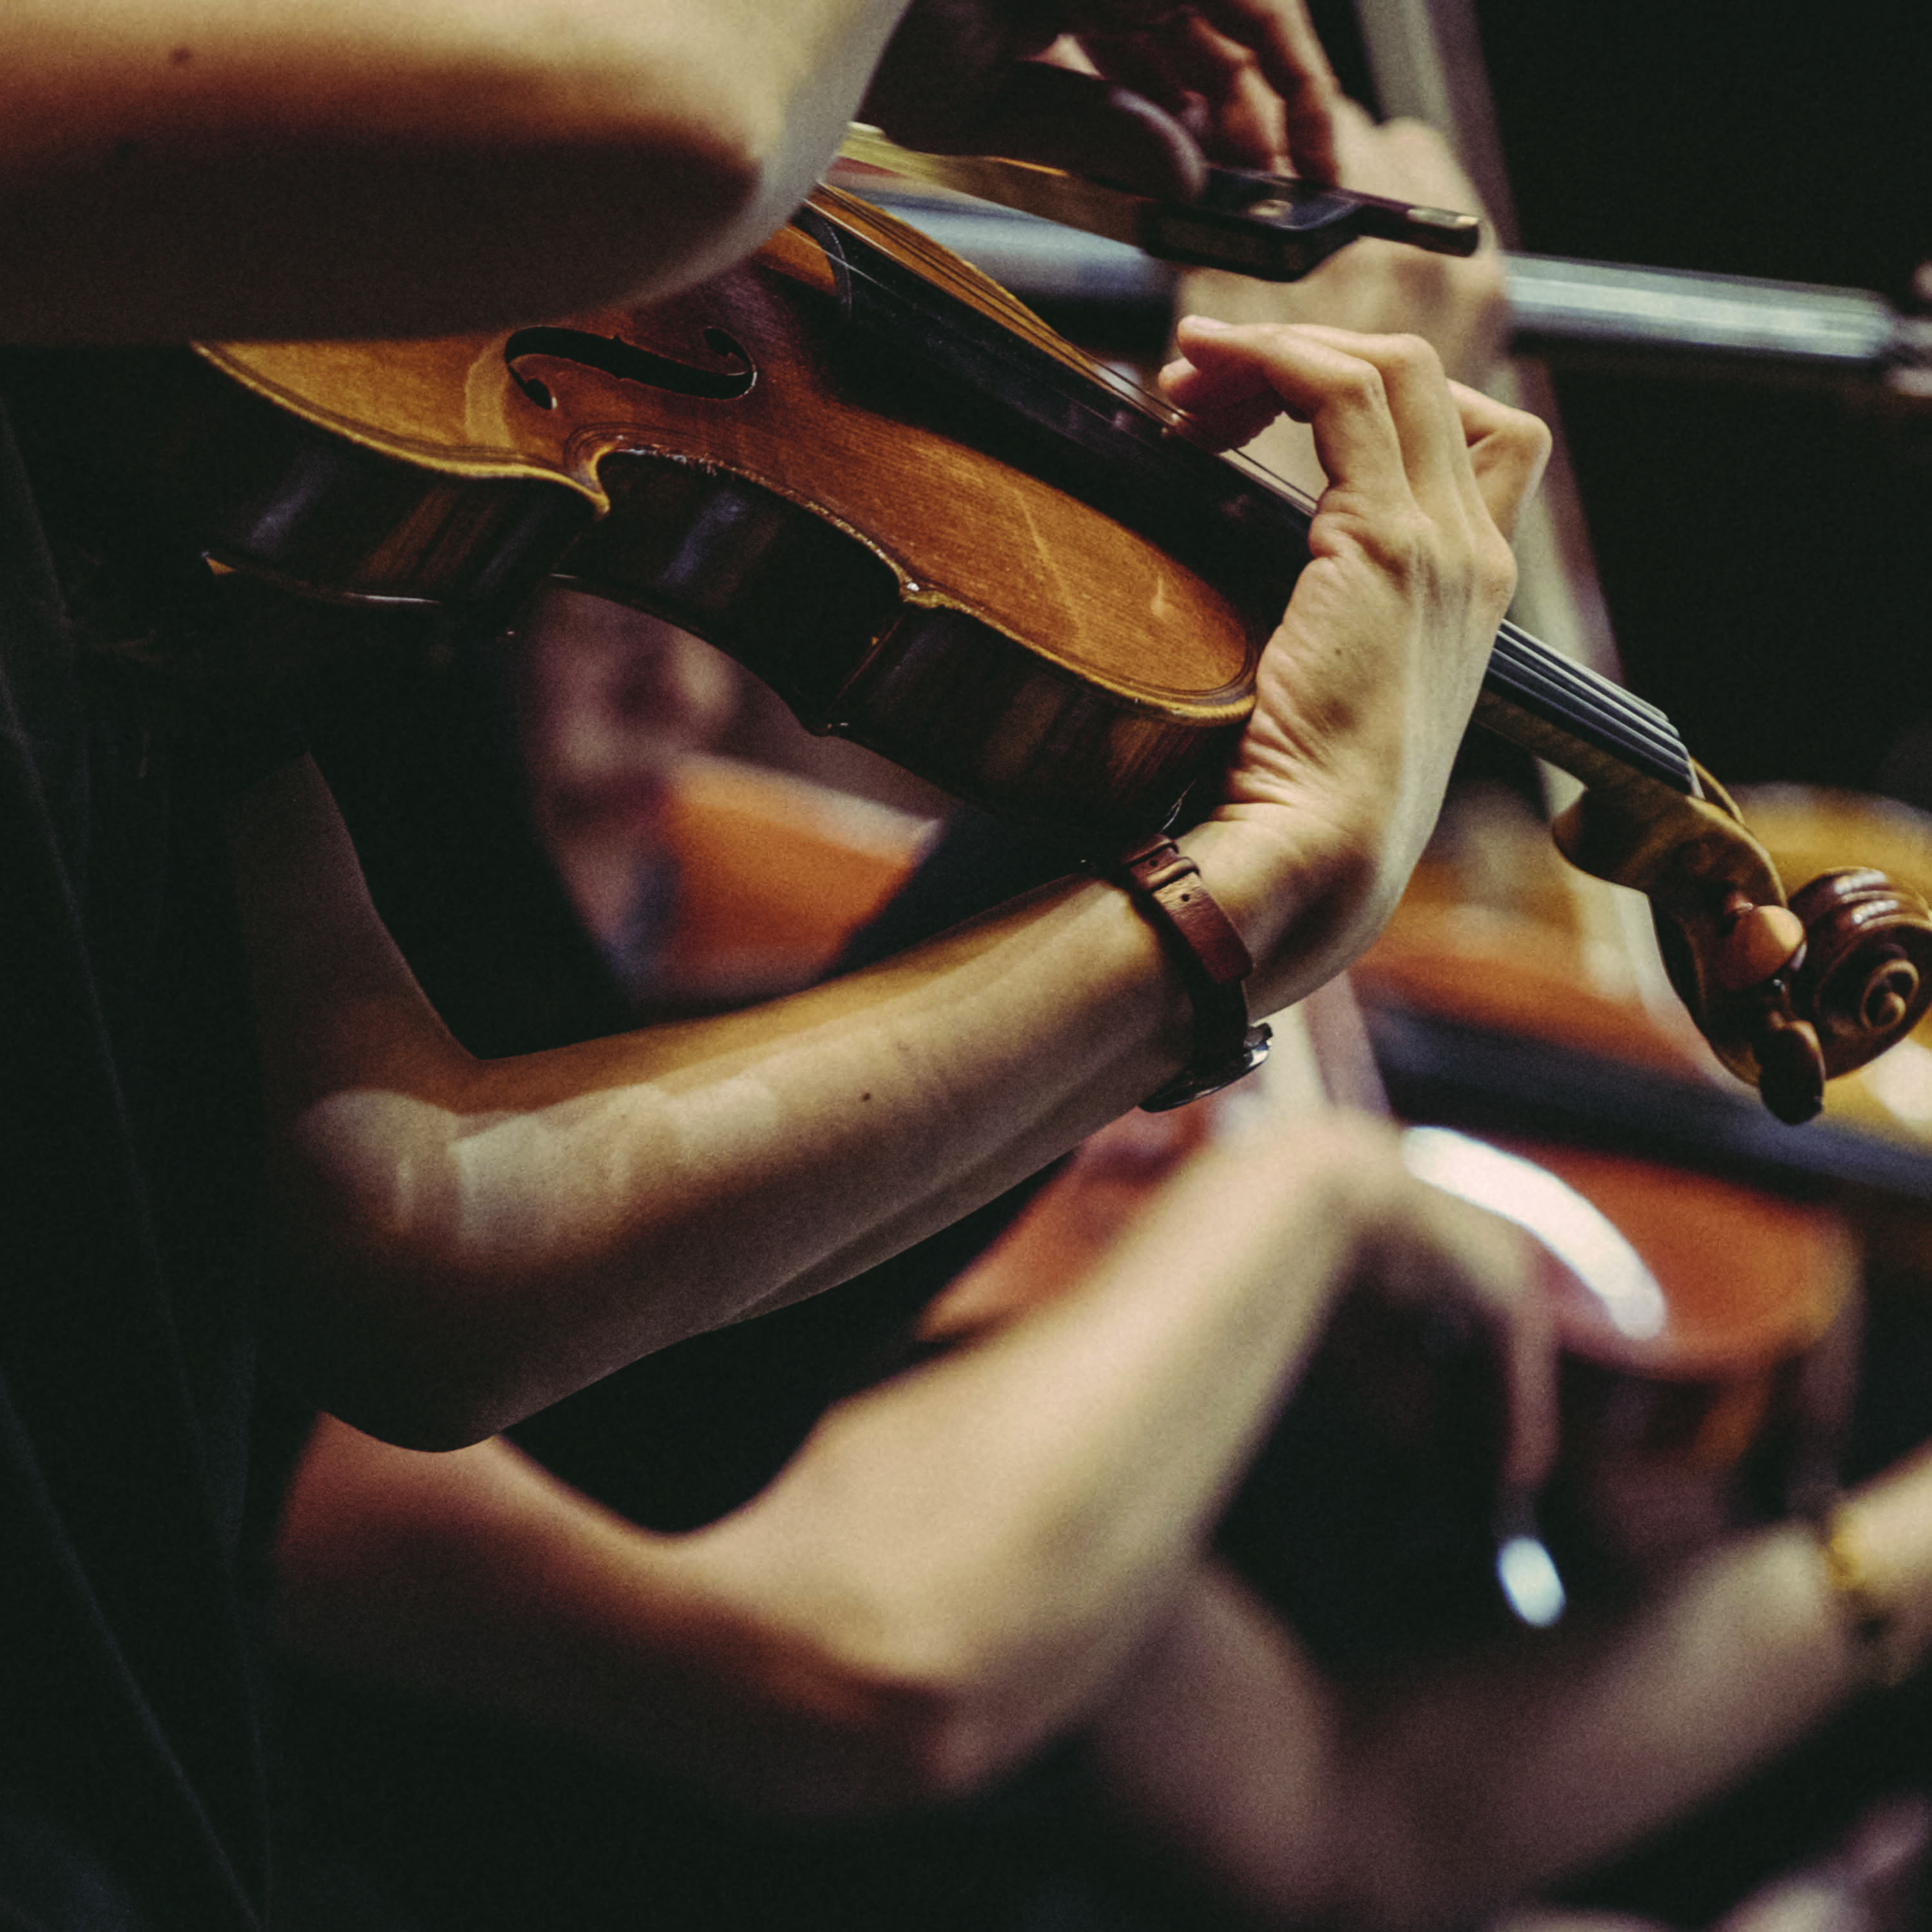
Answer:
[
  {"left": 1753, "top": 1012, "right": 1827, "bottom": 1125},
  {"left": 1713, "top": 899, "right": 1806, "bottom": 995}
]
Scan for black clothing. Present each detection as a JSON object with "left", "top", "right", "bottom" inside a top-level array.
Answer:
[
  {"left": 285, "top": 1680, "right": 1201, "bottom": 1932},
  {"left": 0, "top": 390, "right": 301, "bottom": 1932}
]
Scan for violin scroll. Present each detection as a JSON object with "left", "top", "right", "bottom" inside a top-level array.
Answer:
[
  {"left": 1787, "top": 868, "right": 1932, "bottom": 1072},
  {"left": 1549, "top": 764, "right": 1932, "bottom": 1125},
  {"left": 1683, "top": 866, "right": 1932, "bottom": 1122}
]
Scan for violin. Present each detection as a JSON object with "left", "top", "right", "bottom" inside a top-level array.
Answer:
[
  {"left": 27, "top": 179, "right": 1931, "bottom": 1122},
  {"left": 1341, "top": 859, "right": 1868, "bottom": 1627},
  {"left": 941, "top": 964, "right": 1862, "bottom": 1659}
]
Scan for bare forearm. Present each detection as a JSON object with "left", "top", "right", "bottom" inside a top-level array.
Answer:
[
  {"left": 1090, "top": 1448, "right": 1932, "bottom": 1931},
  {"left": 277, "top": 1122, "right": 1384, "bottom": 1809},
  {"left": 274, "top": 1423, "right": 931, "bottom": 1815},
  {"left": 1, "top": 0, "right": 907, "bottom": 341},
  {"left": 231, "top": 308, "right": 1545, "bottom": 1446},
  {"left": 230, "top": 757, "right": 1205, "bottom": 1443},
  {"left": 698, "top": 1120, "right": 1391, "bottom": 1789}
]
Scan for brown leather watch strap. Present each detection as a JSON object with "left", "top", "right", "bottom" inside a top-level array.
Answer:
[{"left": 1114, "top": 835, "right": 1272, "bottom": 1111}]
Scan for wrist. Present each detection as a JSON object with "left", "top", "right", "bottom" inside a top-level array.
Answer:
[
  {"left": 1111, "top": 835, "right": 1270, "bottom": 1111},
  {"left": 1178, "top": 814, "right": 1368, "bottom": 1020}
]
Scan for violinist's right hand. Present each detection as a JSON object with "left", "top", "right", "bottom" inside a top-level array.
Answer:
[
  {"left": 1159, "top": 319, "right": 1551, "bottom": 1013},
  {"left": 863, "top": 0, "right": 1346, "bottom": 195}
]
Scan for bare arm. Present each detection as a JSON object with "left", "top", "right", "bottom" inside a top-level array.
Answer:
[
  {"left": 227, "top": 325, "right": 1544, "bottom": 1446},
  {"left": 1173, "top": 102, "right": 1511, "bottom": 502},
  {"left": 274, "top": 1111, "right": 1529, "bottom": 1811},
  {"left": 1, "top": 0, "right": 917, "bottom": 341},
  {"left": 1086, "top": 1448, "right": 1932, "bottom": 1932},
  {"left": 234, "top": 769, "right": 1189, "bottom": 1444},
  {"left": 1, "top": 0, "right": 1348, "bottom": 343},
  {"left": 276, "top": 1080, "right": 1932, "bottom": 1905}
]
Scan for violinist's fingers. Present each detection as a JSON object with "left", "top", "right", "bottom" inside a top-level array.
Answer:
[
  {"left": 1277, "top": 335, "right": 1547, "bottom": 546},
  {"left": 1163, "top": 319, "right": 1423, "bottom": 511},
  {"left": 1166, "top": 320, "right": 1549, "bottom": 557},
  {"left": 1190, "top": 0, "right": 1343, "bottom": 182},
  {"left": 1066, "top": 0, "right": 1339, "bottom": 178},
  {"left": 1278, "top": 323, "right": 1471, "bottom": 515},
  {"left": 1157, "top": 346, "right": 1290, "bottom": 452},
  {"left": 866, "top": 1, "right": 1341, "bottom": 193},
  {"left": 1448, "top": 380, "right": 1552, "bottom": 546},
  {"left": 1501, "top": 1248, "right": 1561, "bottom": 1494},
  {"left": 1080, "top": 17, "right": 1290, "bottom": 171},
  {"left": 1212, "top": 44, "right": 1297, "bottom": 173},
  {"left": 1180, "top": 20, "right": 1294, "bottom": 169},
  {"left": 1386, "top": 1184, "right": 1559, "bottom": 1497}
]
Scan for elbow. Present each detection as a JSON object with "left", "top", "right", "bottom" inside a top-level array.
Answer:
[
  {"left": 263, "top": 1241, "right": 568, "bottom": 1453},
  {"left": 702, "top": 1576, "right": 1071, "bottom": 1821},
  {"left": 854, "top": 1681, "right": 1042, "bottom": 1815},
  {"left": 508, "top": 108, "right": 783, "bottom": 315},
  {"left": 274, "top": 1319, "right": 515, "bottom": 1453},
  {"left": 312, "top": 1381, "right": 504, "bottom": 1457},
  {"left": 568, "top": 11, "right": 883, "bottom": 295},
  {"left": 262, "top": 1108, "right": 627, "bottom": 1451},
  {"left": 762, "top": 1618, "right": 1075, "bottom": 1819},
  {"left": 290, "top": 1283, "right": 608, "bottom": 1451},
  {"left": 458, "top": 41, "right": 846, "bottom": 322},
  {"left": 751, "top": 1675, "right": 1031, "bottom": 1822}
]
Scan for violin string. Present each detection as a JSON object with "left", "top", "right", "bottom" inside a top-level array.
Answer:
[
  {"left": 1492, "top": 631, "right": 1690, "bottom": 778},
  {"left": 844, "top": 222, "right": 1685, "bottom": 778},
  {"left": 828, "top": 191, "right": 1183, "bottom": 414},
  {"left": 818, "top": 191, "right": 1692, "bottom": 789},
  {"left": 823, "top": 192, "right": 1305, "bottom": 482},
  {"left": 1491, "top": 630, "right": 1689, "bottom": 779},
  {"left": 1492, "top": 624, "right": 1680, "bottom": 751}
]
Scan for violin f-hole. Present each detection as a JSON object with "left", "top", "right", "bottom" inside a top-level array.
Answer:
[{"left": 505, "top": 325, "right": 756, "bottom": 410}]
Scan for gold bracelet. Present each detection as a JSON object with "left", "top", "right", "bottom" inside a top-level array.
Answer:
[{"left": 1813, "top": 1502, "right": 1915, "bottom": 1692}]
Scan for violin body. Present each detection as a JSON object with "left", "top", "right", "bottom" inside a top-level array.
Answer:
[
  {"left": 70, "top": 192, "right": 1266, "bottom": 837},
  {"left": 1348, "top": 895, "right": 1867, "bottom": 1588},
  {"left": 29, "top": 183, "right": 1932, "bottom": 1114}
]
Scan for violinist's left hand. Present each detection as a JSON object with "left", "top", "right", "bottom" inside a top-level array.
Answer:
[
  {"left": 1161, "top": 320, "right": 1550, "bottom": 1011},
  {"left": 862, "top": 0, "right": 1344, "bottom": 196}
]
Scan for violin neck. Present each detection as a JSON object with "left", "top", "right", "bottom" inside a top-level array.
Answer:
[{"left": 1482, "top": 618, "right": 1696, "bottom": 801}]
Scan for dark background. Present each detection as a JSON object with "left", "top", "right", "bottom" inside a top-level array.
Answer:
[{"left": 1317, "top": 0, "right": 1932, "bottom": 801}]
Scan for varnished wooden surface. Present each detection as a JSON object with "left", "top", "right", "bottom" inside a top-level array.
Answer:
[{"left": 206, "top": 200, "right": 1258, "bottom": 723}]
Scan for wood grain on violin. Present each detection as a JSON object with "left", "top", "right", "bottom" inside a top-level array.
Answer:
[
  {"left": 39, "top": 188, "right": 1684, "bottom": 831},
  {"left": 70, "top": 194, "right": 1265, "bottom": 836}
]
